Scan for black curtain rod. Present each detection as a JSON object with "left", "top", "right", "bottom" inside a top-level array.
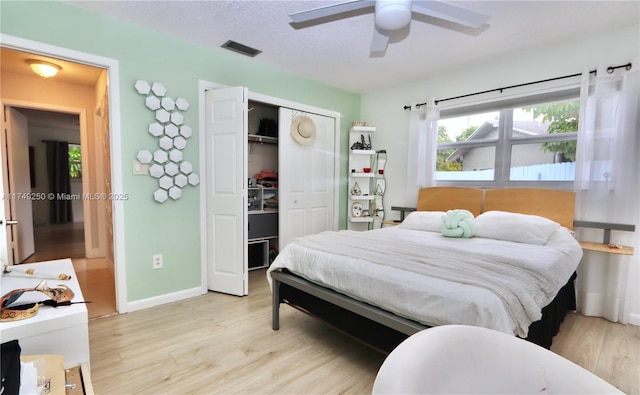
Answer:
[{"left": 403, "top": 62, "right": 632, "bottom": 110}]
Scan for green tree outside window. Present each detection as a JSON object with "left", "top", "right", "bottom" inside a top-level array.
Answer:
[
  {"left": 524, "top": 100, "right": 579, "bottom": 162},
  {"left": 69, "top": 144, "right": 82, "bottom": 178}
]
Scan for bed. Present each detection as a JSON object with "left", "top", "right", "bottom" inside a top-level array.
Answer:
[{"left": 267, "top": 187, "right": 582, "bottom": 351}]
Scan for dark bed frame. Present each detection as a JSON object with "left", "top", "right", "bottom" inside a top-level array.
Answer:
[
  {"left": 271, "top": 269, "right": 576, "bottom": 352},
  {"left": 271, "top": 187, "right": 579, "bottom": 352}
]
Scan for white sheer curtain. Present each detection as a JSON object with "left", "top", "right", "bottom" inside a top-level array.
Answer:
[
  {"left": 406, "top": 99, "right": 439, "bottom": 203},
  {"left": 574, "top": 57, "right": 639, "bottom": 324}
]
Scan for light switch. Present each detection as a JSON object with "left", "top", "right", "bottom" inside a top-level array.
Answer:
[{"left": 133, "top": 160, "right": 149, "bottom": 175}]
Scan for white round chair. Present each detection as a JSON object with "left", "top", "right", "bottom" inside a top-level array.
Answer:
[{"left": 373, "top": 325, "right": 622, "bottom": 394}]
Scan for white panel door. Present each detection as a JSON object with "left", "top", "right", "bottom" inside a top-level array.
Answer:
[
  {"left": 278, "top": 108, "right": 336, "bottom": 248},
  {"left": 1, "top": 107, "right": 35, "bottom": 264},
  {"left": 205, "top": 87, "right": 248, "bottom": 296}
]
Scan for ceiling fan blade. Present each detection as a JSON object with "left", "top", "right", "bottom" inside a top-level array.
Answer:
[
  {"left": 370, "top": 28, "right": 390, "bottom": 53},
  {"left": 412, "top": 1, "right": 490, "bottom": 28},
  {"left": 289, "top": 0, "right": 375, "bottom": 23}
]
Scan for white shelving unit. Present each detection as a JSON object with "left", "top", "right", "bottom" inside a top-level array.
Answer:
[
  {"left": 248, "top": 187, "right": 278, "bottom": 212},
  {"left": 347, "top": 125, "right": 388, "bottom": 230}
]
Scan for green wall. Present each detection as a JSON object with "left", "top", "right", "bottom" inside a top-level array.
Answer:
[{"left": 1, "top": 1, "right": 359, "bottom": 302}]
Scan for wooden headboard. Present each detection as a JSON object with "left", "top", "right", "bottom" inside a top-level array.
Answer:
[
  {"left": 417, "top": 187, "right": 575, "bottom": 229},
  {"left": 417, "top": 187, "right": 483, "bottom": 217},
  {"left": 484, "top": 188, "right": 575, "bottom": 230}
]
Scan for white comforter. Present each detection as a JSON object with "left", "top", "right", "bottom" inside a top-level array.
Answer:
[{"left": 267, "top": 227, "right": 582, "bottom": 337}]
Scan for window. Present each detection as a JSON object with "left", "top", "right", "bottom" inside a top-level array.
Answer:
[
  {"left": 68, "top": 144, "right": 82, "bottom": 179},
  {"left": 436, "top": 97, "right": 579, "bottom": 186}
]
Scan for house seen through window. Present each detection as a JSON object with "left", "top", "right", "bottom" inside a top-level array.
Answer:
[
  {"left": 437, "top": 98, "right": 579, "bottom": 184},
  {"left": 69, "top": 143, "right": 82, "bottom": 179}
]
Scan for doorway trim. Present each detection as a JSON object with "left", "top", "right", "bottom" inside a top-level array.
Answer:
[
  {"left": 1, "top": 34, "right": 127, "bottom": 313},
  {"left": 197, "top": 80, "right": 341, "bottom": 291}
]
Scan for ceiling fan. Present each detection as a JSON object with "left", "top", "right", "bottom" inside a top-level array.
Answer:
[{"left": 289, "top": 0, "right": 490, "bottom": 54}]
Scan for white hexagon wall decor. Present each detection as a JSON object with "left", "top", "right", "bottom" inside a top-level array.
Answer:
[
  {"left": 153, "top": 149, "right": 168, "bottom": 164},
  {"left": 169, "top": 149, "right": 183, "bottom": 163},
  {"left": 156, "top": 109, "right": 170, "bottom": 123},
  {"left": 159, "top": 136, "right": 173, "bottom": 150},
  {"left": 169, "top": 186, "right": 182, "bottom": 200},
  {"left": 170, "top": 112, "right": 184, "bottom": 126},
  {"left": 135, "top": 80, "right": 197, "bottom": 202},
  {"left": 179, "top": 125, "right": 192, "bottom": 138},
  {"left": 159, "top": 175, "right": 173, "bottom": 190},
  {"left": 164, "top": 123, "right": 179, "bottom": 138},
  {"left": 136, "top": 150, "right": 153, "bottom": 164},
  {"left": 173, "top": 136, "right": 187, "bottom": 150},
  {"left": 161, "top": 97, "right": 175, "bottom": 111},
  {"left": 151, "top": 82, "right": 167, "bottom": 97},
  {"left": 148, "top": 122, "right": 164, "bottom": 137},
  {"left": 176, "top": 97, "right": 190, "bottom": 111},
  {"left": 154, "top": 188, "right": 168, "bottom": 203},
  {"left": 135, "top": 80, "right": 151, "bottom": 95},
  {"left": 164, "top": 162, "right": 179, "bottom": 176},
  {"left": 149, "top": 164, "right": 164, "bottom": 178},
  {"left": 180, "top": 161, "right": 193, "bottom": 175},
  {"left": 188, "top": 173, "right": 200, "bottom": 186},
  {"left": 175, "top": 174, "right": 188, "bottom": 187},
  {"left": 145, "top": 95, "right": 161, "bottom": 110}
]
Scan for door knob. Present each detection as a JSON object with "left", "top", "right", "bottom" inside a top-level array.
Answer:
[{"left": 2, "top": 220, "right": 18, "bottom": 225}]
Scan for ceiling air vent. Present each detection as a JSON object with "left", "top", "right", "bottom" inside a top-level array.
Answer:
[{"left": 221, "top": 40, "right": 262, "bottom": 57}]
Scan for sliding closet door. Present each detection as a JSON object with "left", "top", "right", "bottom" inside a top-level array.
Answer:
[
  {"left": 278, "top": 108, "right": 336, "bottom": 248},
  {"left": 205, "top": 87, "right": 248, "bottom": 296}
]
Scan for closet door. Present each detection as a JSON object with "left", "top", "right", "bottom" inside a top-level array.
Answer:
[
  {"left": 278, "top": 108, "right": 336, "bottom": 248},
  {"left": 205, "top": 87, "right": 248, "bottom": 295}
]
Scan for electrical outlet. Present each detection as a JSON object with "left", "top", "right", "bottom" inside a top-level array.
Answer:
[{"left": 152, "top": 254, "right": 163, "bottom": 269}]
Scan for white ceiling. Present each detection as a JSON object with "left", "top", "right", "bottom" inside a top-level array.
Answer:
[{"left": 63, "top": 0, "right": 639, "bottom": 94}]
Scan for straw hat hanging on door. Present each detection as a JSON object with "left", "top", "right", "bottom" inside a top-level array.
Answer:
[{"left": 291, "top": 115, "right": 317, "bottom": 146}]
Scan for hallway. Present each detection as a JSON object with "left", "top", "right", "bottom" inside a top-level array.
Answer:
[{"left": 21, "top": 222, "right": 116, "bottom": 319}]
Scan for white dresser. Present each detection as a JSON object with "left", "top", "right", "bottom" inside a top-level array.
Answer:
[{"left": 0, "top": 259, "right": 90, "bottom": 368}]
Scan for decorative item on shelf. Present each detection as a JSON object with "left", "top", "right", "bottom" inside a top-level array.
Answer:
[
  {"left": 374, "top": 183, "right": 384, "bottom": 196},
  {"left": 364, "top": 134, "right": 372, "bottom": 150},
  {"left": 362, "top": 209, "right": 370, "bottom": 217},
  {"left": 254, "top": 169, "right": 278, "bottom": 188},
  {"left": 352, "top": 202, "right": 363, "bottom": 217},
  {"left": 376, "top": 207, "right": 385, "bottom": 217},
  {"left": 351, "top": 182, "right": 362, "bottom": 196},
  {"left": 352, "top": 120, "right": 366, "bottom": 127},
  {"left": 134, "top": 80, "right": 198, "bottom": 204},
  {"left": 258, "top": 118, "right": 278, "bottom": 137},
  {"left": 363, "top": 167, "right": 371, "bottom": 173}
]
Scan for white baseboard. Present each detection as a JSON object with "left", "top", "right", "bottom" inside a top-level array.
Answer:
[{"left": 126, "top": 286, "right": 207, "bottom": 312}]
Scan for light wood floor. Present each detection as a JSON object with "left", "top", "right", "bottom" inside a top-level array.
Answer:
[
  {"left": 72, "top": 257, "right": 117, "bottom": 319},
  {"left": 88, "top": 269, "right": 640, "bottom": 394},
  {"left": 23, "top": 222, "right": 86, "bottom": 263}
]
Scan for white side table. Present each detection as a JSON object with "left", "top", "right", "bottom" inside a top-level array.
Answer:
[{"left": 0, "top": 259, "right": 90, "bottom": 368}]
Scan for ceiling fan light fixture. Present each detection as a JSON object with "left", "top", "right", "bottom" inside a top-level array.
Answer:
[
  {"left": 375, "top": 0, "right": 412, "bottom": 30},
  {"left": 27, "top": 59, "right": 61, "bottom": 78}
]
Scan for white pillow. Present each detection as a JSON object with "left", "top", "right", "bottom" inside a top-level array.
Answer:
[
  {"left": 474, "top": 210, "right": 560, "bottom": 245},
  {"left": 398, "top": 211, "right": 445, "bottom": 232}
]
